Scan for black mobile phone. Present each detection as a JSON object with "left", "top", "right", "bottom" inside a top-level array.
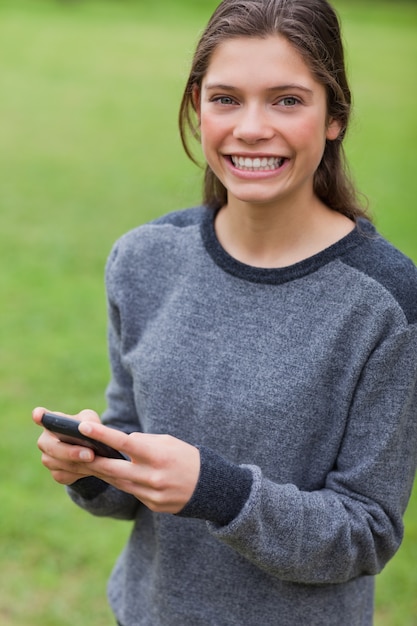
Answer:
[{"left": 41, "top": 412, "right": 127, "bottom": 460}]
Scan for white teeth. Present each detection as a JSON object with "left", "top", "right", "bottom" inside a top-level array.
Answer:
[{"left": 231, "top": 156, "right": 284, "bottom": 171}]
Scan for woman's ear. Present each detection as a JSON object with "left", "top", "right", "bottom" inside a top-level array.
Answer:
[
  {"left": 326, "top": 117, "right": 343, "bottom": 141},
  {"left": 192, "top": 84, "right": 201, "bottom": 121}
]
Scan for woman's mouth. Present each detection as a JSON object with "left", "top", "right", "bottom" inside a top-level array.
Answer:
[{"left": 230, "top": 156, "right": 286, "bottom": 171}]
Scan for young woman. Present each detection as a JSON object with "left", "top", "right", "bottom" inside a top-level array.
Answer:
[{"left": 33, "top": 1, "right": 417, "bottom": 624}]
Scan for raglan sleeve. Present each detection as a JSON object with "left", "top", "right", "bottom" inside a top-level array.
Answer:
[
  {"left": 66, "top": 239, "right": 143, "bottom": 520},
  {"left": 179, "top": 321, "right": 417, "bottom": 584}
]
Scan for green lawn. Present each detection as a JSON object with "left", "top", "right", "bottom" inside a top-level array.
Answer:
[{"left": 0, "top": 1, "right": 416, "bottom": 624}]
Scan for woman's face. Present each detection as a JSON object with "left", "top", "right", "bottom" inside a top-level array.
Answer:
[{"left": 196, "top": 35, "right": 341, "bottom": 211}]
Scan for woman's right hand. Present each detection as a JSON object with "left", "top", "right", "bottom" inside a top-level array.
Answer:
[{"left": 32, "top": 406, "right": 102, "bottom": 486}]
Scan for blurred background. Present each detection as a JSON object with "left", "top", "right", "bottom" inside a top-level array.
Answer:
[{"left": 0, "top": 1, "right": 416, "bottom": 624}]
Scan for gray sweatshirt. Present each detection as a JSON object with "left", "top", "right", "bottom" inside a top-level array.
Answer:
[{"left": 68, "top": 206, "right": 417, "bottom": 626}]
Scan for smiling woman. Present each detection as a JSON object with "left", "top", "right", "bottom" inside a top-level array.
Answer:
[
  {"left": 32, "top": 1, "right": 417, "bottom": 626},
  {"left": 194, "top": 35, "right": 353, "bottom": 267},
  {"left": 180, "top": 0, "right": 362, "bottom": 223}
]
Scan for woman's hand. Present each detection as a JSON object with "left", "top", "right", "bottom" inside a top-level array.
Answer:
[
  {"left": 33, "top": 407, "right": 201, "bottom": 514},
  {"left": 77, "top": 421, "right": 201, "bottom": 514},
  {"left": 33, "top": 406, "right": 102, "bottom": 486}
]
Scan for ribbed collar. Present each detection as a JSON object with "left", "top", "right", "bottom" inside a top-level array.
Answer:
[{"left": 200, "top": 207, "right": 375, "bottom": 285}]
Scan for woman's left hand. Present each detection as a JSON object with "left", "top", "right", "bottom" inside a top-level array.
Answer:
[{"left": 77, "top": 422, "right": 200, "bottom": 514}]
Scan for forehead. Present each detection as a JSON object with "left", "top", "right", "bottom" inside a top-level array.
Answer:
[{"left": 203, "top": 35, "right": 319, "bottom": 89}]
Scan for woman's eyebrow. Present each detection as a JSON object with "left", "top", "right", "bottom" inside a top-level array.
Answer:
[
  {"left": 203, "top": 83, "right": 238, "bottom": 92},
  {"left": 266, "top": 84, "right": 314, "bottom": 95}
]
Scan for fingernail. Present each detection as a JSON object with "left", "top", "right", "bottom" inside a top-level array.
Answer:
[
  {"left": 80, "top": 422, "right": 92, "bottom": 435},
  {"left": 80, "top": 450, "right": 93, "bottom": 461}
]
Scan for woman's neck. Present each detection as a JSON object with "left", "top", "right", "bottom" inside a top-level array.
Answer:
[{"left": 214, "top": 196, "right": 355, "bottom": 269}]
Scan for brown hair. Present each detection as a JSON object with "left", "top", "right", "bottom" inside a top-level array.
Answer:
[{"left": 179, "top": 0, "right": 368, "bottom": 221}]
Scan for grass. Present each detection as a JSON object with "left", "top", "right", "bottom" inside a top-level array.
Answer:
[{"left": 0, "top": 1, "right": 416, "bottom": 624}]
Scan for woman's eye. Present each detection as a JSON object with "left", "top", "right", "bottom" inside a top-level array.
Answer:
[
  {"left": 279, "top": 96, "right": 300, "bottom": 107},
  {"left": 213, "top": 96, "right": 236, "bottom": 105}
]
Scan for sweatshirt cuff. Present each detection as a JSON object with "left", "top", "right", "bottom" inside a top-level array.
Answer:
[
  {"left": 177, "top": 446, "right": 253, "bottom": 526},
  {"left": 67, "top": 476, "right": 109, "bottom": 500}
]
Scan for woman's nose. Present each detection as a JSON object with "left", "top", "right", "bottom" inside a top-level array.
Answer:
[{"left": 232, "top": 105, "right": 275, "bottom": 144}]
